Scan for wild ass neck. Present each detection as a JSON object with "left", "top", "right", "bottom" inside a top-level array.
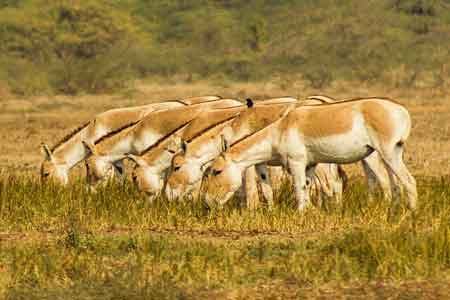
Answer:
[
  {"left": 229, "top": 124, "right": 278, "bottom": 169},
  {"left": 50, "top": 124, "right": 91, "bottom": 168},
  {"left": 94, "top": 105, "right": 206, "bottom": 155}
]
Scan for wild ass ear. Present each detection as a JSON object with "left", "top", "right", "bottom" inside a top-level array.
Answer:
[
  {"left": 200, "top": 159, "right": 213, "bottom": 173},
  {"left": 246, "top": 98, "right": 254, "bottom": 108},
  {"left": 126, "top": 154, "right": 148, "bottom": 167},
  {"left": 41, "top": 143, "right": 54, "bottom": 161},
  {"left": 82, "top": 141, "right": 97, "bottom": 156},
  {"left": 220, "top": 134, "right": 228, "bottom": 152}
]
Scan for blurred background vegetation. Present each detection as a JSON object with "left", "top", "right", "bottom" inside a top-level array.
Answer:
[{"left": 0, "top": 0, "right": 448, "bottom": 95}]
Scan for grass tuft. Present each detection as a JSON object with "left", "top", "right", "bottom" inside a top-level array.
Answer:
[{"left": 0, "top": 175, "right": 449, "bottom": 299}]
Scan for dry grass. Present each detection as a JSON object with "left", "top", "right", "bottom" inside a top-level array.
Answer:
[
  {"left": 0, "top": 176, "right": 449, "bottom": 299},
  {"left": 0, "top": 81, "right": 449, "bottom": 299}
]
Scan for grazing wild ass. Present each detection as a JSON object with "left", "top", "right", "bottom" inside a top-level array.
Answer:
[
  {"left": 165, "top": 98, "right": 300, "bottom": 204},
  {"left": 82, "top": 99, "right": 242, "bottom": 188},
  {"left": 203, "top": 98, "right": 416, "bottom": 211},
  {"left": 40, "top": 95, "right": 222, "bottom": 185},
  {"left": 165, "top": 95, "right": 384, "bottom": 206},
  {"left": 128, "top": 97, "right": 298, "bottom": 203}
]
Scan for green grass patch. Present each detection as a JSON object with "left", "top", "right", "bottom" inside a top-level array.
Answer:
[{"left": 0, "top": 175, "right": 449, "bottom": 298}]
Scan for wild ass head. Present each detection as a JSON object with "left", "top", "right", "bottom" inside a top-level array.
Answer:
[
  {"left": 40, "top": 143, "right": 70, "bottom": 185},
  {"left": 164, "top": 139, "right": 208, "bottom": 200},
  {"left": 202, "top": 136, "right": 244, "bottom": 207},
  {"left": 82, "top": 141, "right": 125, "bottom": 188},
  {"left": 128, "top": 134, "right": 182, "bottom": 196}
]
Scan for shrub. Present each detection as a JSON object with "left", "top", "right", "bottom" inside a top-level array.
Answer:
[
  {"left": 0, "top": 0, "right": 143, "bottom": 94},
  {"left": 392, "top": 0, "right": 437, "bottom": 16}
]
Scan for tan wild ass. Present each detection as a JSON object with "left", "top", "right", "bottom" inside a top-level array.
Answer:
[
  {"left": 40, "top": 95, "right": 222, "bottom": 185},
  {"left": 202, "top": 98, "right": 417, "bottom": 211},
  {"left": 165, "top": 100, "right": 301, "bottom": 204},
  {"left": 82, "top": 99, "right": 242, "bottom": 189},
  {"left": 127, "top": 97, "right": 298, "bottom": 204}
]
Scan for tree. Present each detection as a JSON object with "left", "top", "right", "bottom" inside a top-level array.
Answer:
[{"left": 0, "top": 0, "right": 144, "bottom": 94}]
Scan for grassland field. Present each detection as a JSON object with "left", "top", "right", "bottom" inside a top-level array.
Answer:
[{"left": 0, "top": 82, "right": 449, "bottom": 299}]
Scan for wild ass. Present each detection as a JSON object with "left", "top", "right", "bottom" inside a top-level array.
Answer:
[
  {"left": 127, "top": 97, "right": 298, "bottom": 203},
  {"left": 164, "top": 96, "right": 362, "bottom": 206},
  {"left": 82, "top": 99, "right": 242, "bottom": 188},
  {"left": 40, "top": 95, "right": 222, "bottom": 185},
  {"left": 165, "top": 99, "right": 303, "bottom": 204},
  {"left": 203, "top": 98, "right": 417, "bottom": 211}
]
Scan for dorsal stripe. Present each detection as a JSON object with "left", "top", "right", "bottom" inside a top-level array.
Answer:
[
  {"left": 186, "top": 113, "right": 240, "bottom": 143},
  {"left": 229, "top": 105, "right": 294, "bottom": 148},
  {"left": 94, "top": 121, "right": 140, "bottom": 145},
  {"left": 166, "top": 99, "right": 189, "bottom": 105},
  {"left": 229, "top": 126, "right": 268, "bottom": 148},
  {"left": 50, "top": 120, "right": 91, "bottom": 152},
  {"left": 138, "top": 118, "right": 196, "bottom": 155}
]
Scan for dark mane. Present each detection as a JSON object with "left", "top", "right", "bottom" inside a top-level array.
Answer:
[
  {"left": 186, "top": 114, "right": 239, "bottom": 143},
  {"left": 51, "top": 120, "right": 91, "bottom": 152},
  {"left": 229, "top": 106, "right": 293, "bottom": 148},
  {"left": 94, "top": 121, "right": 139, "bottom": 145},
  {"left": 166, "top": 99, "right": 190, "bottom": 105},
  {"left": 229, "top": 127, "right": 266, "bottom": 149},
  {"left": 138, "top": 119, "right": 196, "bottom": 155}
]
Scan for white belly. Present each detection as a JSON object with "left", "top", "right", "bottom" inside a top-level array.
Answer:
[{"left": 303, "top": 120, "right": 373, "bottom": 164}]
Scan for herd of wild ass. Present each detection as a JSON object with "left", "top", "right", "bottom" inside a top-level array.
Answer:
[{"left": 40, "top": 95, "right": 417, "bottom": 211}]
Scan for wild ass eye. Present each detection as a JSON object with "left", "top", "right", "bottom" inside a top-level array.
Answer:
[
  {"left": 213, "top": 170, "right": 222, "bottom": 176},
  {"left": 173, "top": 166, "right": 180, "bottom": 172},
  {"left": 167, "top": 149, "right": 176, "bottom": 154}
]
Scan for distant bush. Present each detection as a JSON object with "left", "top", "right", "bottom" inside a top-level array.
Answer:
[
  {"left": 392, "top": 0, "right": 437, "bottom": 16},
  {"left": 0, "top": 0, "right": 143, "bottom": 94},
  {"left": 0, "top": 0, "right": 449, "bottom": 95}
]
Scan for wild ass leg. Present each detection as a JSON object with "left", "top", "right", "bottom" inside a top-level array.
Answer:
[
  {"left": 361, "top": 152, "right": 391, "bottom": 201},
  {"left": 255, "top": 164, "right": 274, "bottom": 209},
  {"left": 305, "top": 164, "right": 319, "bottom": 206},
  {"left": 244, "top": 166, "right": 259, "bottom": 210},
  {"left": 268, "top": 166, "right": 284, "bottom": 191},
  {"left": 289, "top": 159, "right": 309, "bottom": 211},
  {"left": 396, "top": 161, "right": 417, "bottom": 210},
  {"left": 334, "top": 165, "right": 345, "bottom": 203},
  {"left": 377, "top": 143, "right": 417, "bottom": 210}
]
